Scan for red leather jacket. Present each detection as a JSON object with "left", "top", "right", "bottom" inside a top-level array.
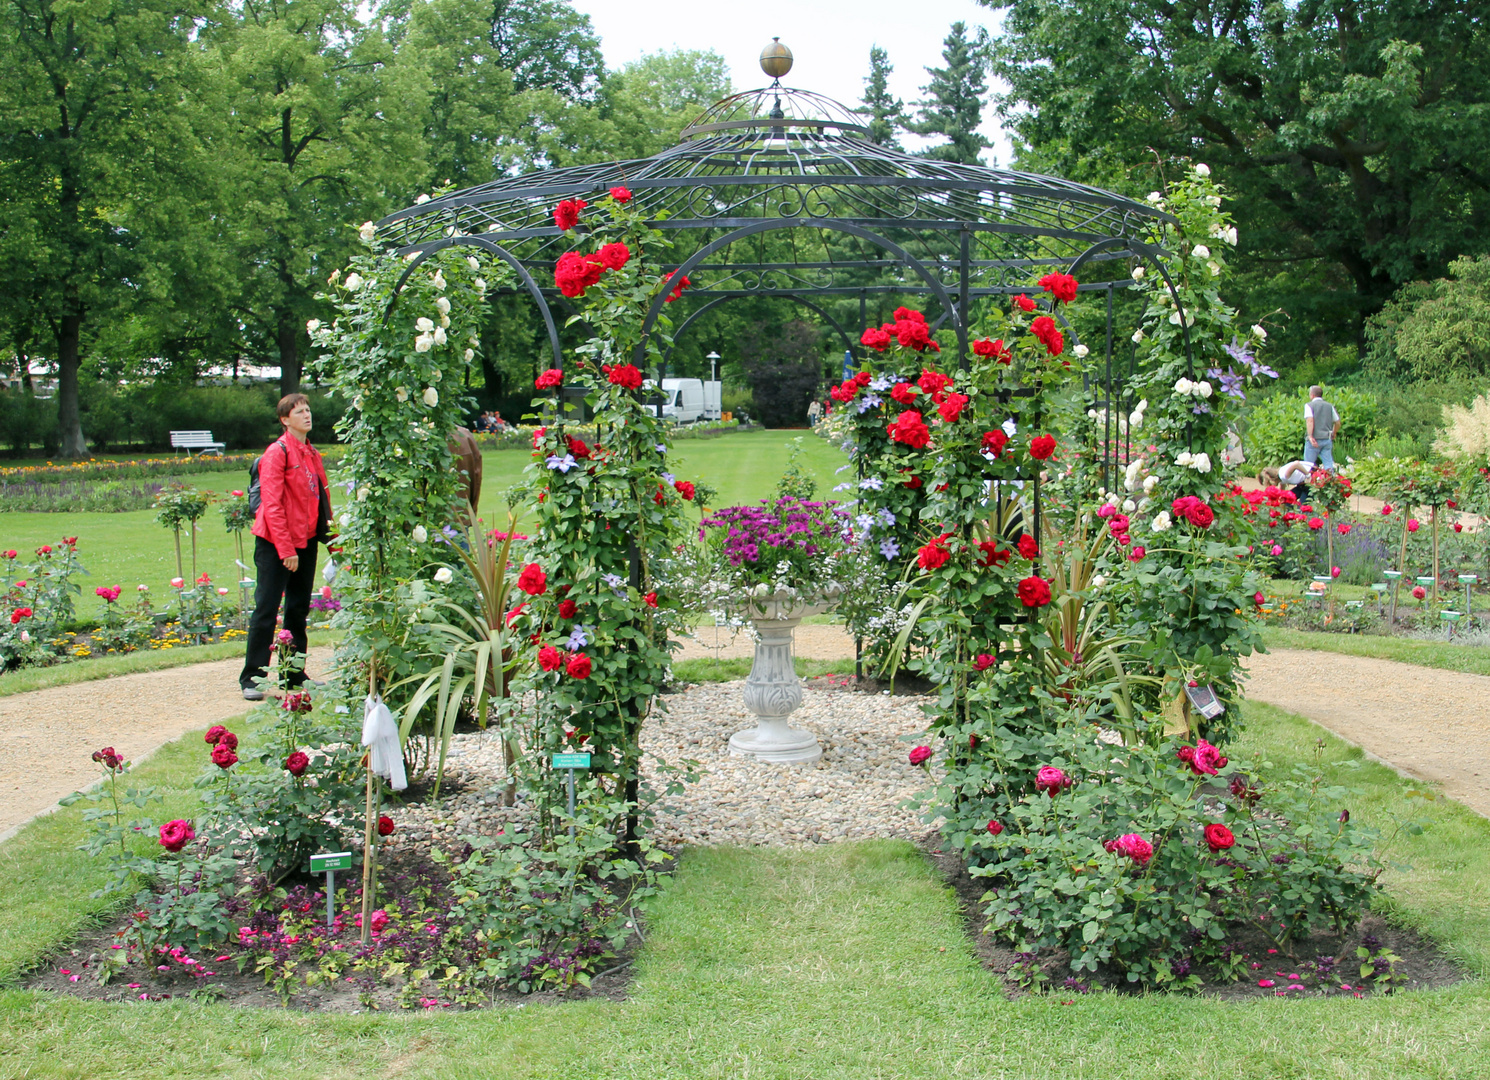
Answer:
[{"left": 252, "top": 435, "right": 330, "bottom": 559}]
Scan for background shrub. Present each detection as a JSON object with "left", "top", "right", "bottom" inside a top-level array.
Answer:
[{"left": 1243, "top": 386, "right": 1380, "bottom": 470}]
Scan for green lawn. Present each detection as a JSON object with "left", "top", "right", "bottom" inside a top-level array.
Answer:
[
  {"left": 2, "top": 698, "right": 1487, "bottom": 1079},
  {"left": 0, "top": 431, "right": 848, "bottom": 618}
]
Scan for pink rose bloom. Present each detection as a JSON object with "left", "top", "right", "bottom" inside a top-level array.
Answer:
[
  {"left": 1331, "top": 566, "right": 1341, "bottom": 578},
  {"left": 1110, "top": 833, "right": 1153, "bottom": 866},
  {"left": 275, "top": 629, "right": 294, "bottom": 645},
  {"left": 1035, "top": 765, "right": 1071, "bottom": 795},
  {"left": 1128, "top": 545, "right": 1146, "bottom": 562},
  {"left": 908, "top": 745, "right": 933, "bottom": 767},
  {"left": 159, "top": 819, "right": 195, "bottom": 852},
  {"left": 1270, "top": 545, "right": 1282, "bottom": 556},
  {"left": 1407, "top": 518, "right": 1420, "bottom": 533}
]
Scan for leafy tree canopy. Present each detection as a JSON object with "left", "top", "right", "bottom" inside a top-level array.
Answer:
[{"left": 1365, "top": 254, "right": 1490, "bottom": 382}]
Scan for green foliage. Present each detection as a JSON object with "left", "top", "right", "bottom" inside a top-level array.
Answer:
[
  {"left": 909, "top": 22, "right": 991, "bottom": 164},
  {"left": 857, "top": 46, "right": 905, "bottom": 149},
  {"left": 1366, "top": 255, "right": 1490, "bottom": 381},
  {"left": 1244, "top": 386, "right": 1380, "bottom": 470},
  {"left": 773, "top": 437, "right": 818, "bottom": 501},
  {"left": 0, "top": 540, "right": 85, "bottom": 668}
]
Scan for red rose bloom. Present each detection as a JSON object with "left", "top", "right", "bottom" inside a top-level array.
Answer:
[
  {"left": 674, "top": 480, "right": 695, "bottom": 500},
  {"left": 378, "top": 815, "right": 395, "bottom": 836},
  {"left": 973, "top": 652, "right": 995, "bottom": 671},
  {"left": 210, "top": 744, "right": 238, "bottom": 770},
  {"left": 554, "top": 251, "right": 593, "bottom": 297},
  {"left": 553, "top": 198, "right": 587, "bottom": 230},
  {"left": 664, "top": 271, "right": 690, "bottom": 302},
  {"left": 606, "top": 363, "right": 644, "bottom": 390},
  {"left": 1308, "top": 517, "right": 1323, "bottom": 530},
  {"left": 1037, "top": 272, "right": 1078, "bottom": 304},
  {"left": 897, "top": 318, "right": 933, "bottom": 351},
  {"left": 1035, "top": 765, "right": 1070, "bottom": 794},
  {"left": 285, "top": 751, "right": 310, "bottom": 777},
  {"left": 1017, "top": 534, "right": 1039, "bottom": 560},
  {"left": 217, "top": 731, "right": 238, "bottom": 751},
  {"left": 1029, "top": 434, "right": 1057, "bottom": 460},
  {"left": 1109, "top": 833, "right": 1153, "bottom": 866},
  {"left": 566, "top": 653, "right": 592, "bottom": 679},
  {"left": 902, "top": 474, "right": 922, "bottom": 489},
  {"left": 558, "top": 599, "right": 578, "bottom": 620},
  {"left": 829, "top": 379, "right": 859, "bottom": 403},
  {"left": 1014, "top": 294, "right": 1036, "bottom": 313},
  {"left": 159, "top": 819, "right": 195, "bottom": 853},
  {"left": 976, "top": 540, "right": 1011, "bottom": 567},
  {"left": 535, "top": 368, "right": 563, "bottom": 390},
  {"left": 917, "top": 369, "right": 952, "bottom": 396},
  {"left": 888, "top": 410, "right": 931, "bottom": 448},
  {"left": 973, "top": 338, "right": 1012, "bottom": 364},
  {"left": 889, "top": 382, "right": 919, "bottom": 404},
  {"left": 986, "top": 819, "right": 1004, "bottom": 836},
  {"left": 516, "top": 563, "right": 548, "bottom": 596},
  {"left": 917, "top": 533, "right": 953, "bottom": 571},
  {"left": 598, "top": 242, "right": 630, "bottom": 271},
  {"left": 937, "top": 392, "right": 969, "bottom": 423},
  {"left": 854, "top": 370, "right": 873, "bottom": 386},
  {"left": 1454, "top": 522, "right": 1464, "bottom": 533},
  {"left": 894, "top": 306, "right": 926, "bottom": 323},
  {"left": 1029, "top": 315, "right": 1064, "bottom": 356},
  {"left": 1204, "top": 823, "right": 1235, "bottom": 852},
  {"left": 908, "top": 745, "right": 932, "bottom": 766},
  {"left": 981, "top": 429, "right": 1009, "bottom": 457},
  {"left": 860, "top": 326, "right": 893, "bottom": 351},
  {"left": 567, "top": 436, "right": 591, "bottom": 460},
  {"left": 204, "top": 725, "right": 228, "bottom": 746},
  {"left": 644, "top": 591, "right": 658, "bottom": 608},
  {"left": 609, "top": 186, "right": 632, "bottom": 203},
  {"left": 1017, "top": 576, "right": 1052, "bottom": 607},
  {"left": 538, "top": 645, "right": 564, "bottom": 671}
]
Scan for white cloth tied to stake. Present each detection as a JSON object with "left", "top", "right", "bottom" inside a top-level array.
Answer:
[{"left": 361, "top": 694, "right": 407, "bottom": 791}]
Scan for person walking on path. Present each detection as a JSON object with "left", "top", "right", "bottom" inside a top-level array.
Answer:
[
  {"left": 239, "top": 394, "right": 331, "bottom": 701},
  {"left": 1303, "top": 386, "right": 1341, "bottom": 470},
  {"left": 807, "top": 399, "right": 822, "bottom": 426}
]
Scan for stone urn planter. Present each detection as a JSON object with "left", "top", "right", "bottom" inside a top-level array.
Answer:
[{"left": 728, "top": 587, "right": 841, "bottom": 764}]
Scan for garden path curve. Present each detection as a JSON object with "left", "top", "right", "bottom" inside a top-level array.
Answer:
[{"left": 0, "top": 647, "right": 334, "bottom": 841}]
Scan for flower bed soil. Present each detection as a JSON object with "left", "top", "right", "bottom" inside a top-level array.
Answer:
[{"left": 922, "top": 838, "right": 1466, "bottom": 1000}]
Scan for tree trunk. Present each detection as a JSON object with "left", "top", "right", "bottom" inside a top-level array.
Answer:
[
  {"left": 56, "top": 312, "right": 87, "bottom": 457},
  {"left": 278, "top": 313, "right": 301, "bottom": 397}
]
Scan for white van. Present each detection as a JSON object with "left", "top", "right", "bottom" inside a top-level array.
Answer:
[{"left": 659, "top": 378, "right": 723, "bottom": 423}]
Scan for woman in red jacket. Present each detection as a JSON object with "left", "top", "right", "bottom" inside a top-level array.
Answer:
[{"left": 240, "top": 394, "right": 331, "bottom": 700}]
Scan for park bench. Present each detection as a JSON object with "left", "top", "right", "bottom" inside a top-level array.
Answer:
[{"left": 169, "top": 430, "right": 226, "bottom": 456}]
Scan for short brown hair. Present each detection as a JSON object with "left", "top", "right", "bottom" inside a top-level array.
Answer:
[{"left": 277, "top": 393, "right": 310, "bottom": 420}]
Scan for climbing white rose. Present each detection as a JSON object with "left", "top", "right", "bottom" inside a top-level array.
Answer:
[
  {"left": 395, "top": 386, "right": 408, "bottom": 402},
  {"left": 1196, "top": 380, "right": 1213, "bottom": 398},
  {"left": 338, "top": 513, "right": 351, "bottom": 527},
  {"left": 1173, "top": 377, "right": 1194, "bottom": 396},
  {"left": 435, "top": 297, "right": 451, "bottom": 315},
  {"left": 1128, "top": 410, "right": 1144, "bottom": 429},
  {"left": 411, "top": 525, "right": 428, "bottom": 543},
  {"left": 432, "top": 271, "right": 446, "bottom": 290},
  {"left": 431, "top": 368, "right": 442, "bottom": 382},
  {"left": 433, "top": 567, "right": 453, "bottom": 584},
  {"left": 473, "top": 278, "right": 486, "bottom": 292},
  {"left": 1131, "top": 266, "right": 1145, "bottom": 281},
  {"left": 306, "top": 319, "right": 320, "bottom": 333},
  {"left": 1192, "top": 452, "right": 1212, "bottom": 473},
  {"left": 1206, "top": 195, "right": 1222, "bottom": 207},
  {"left": 1175, "top": 451, "right": 1195, "bottom": 467},
  {"left": 1193, "top": 244, "right": 1211, "bottom": 259},
  {"left": 1073, "top": 343, "right": 1089, "bottom": 358},
  {"left": 359, "top": 221, "right": 377, "bottom": 241},
  {"left": 1142, "top": 474, "right": 1159, "bottom": 492},
  {"left": 1252, "top": 324, "right": 1268, "bottom": 339},
  {"left": 344, "top": 273, "right": 363, "bottom": 291},
  {"left": 464, "top": 348, "right": 475, "bottom": 362},
  {"left": 1194, "top": 163, "right": 1210, "bottom": 176},
  {"left": 414, "top": 334, "right": 433, "bottom": 352},
  {"left": 1132, "top": 329, "right": 1145, "bottom": 344},
  {"left": 416, "top": 317, "right": 434, "bottom": 333},
  {"left": 328, "top": 269, "right": 340, "bottom": 285},
  {"left": 1207, "top": 261, "right": 1221, "bottom": 276},
  {"left": 1169, "top": 310, "right": 1183, "bottom": 325},
  {"left": 404, "top": 251, "right": 420, "bottom": 262},
  {"left": 1090, "top": 574, "right": 1106, "bottom": 590},
  {"left": 357, "top": 486, "right": 370, "bottom": 502},
  {"left": 1087, "top": 409, "right": 1099, "bottom": 420},
  {"left": 433, "top": 326, "right": 447, "bottom": 345},
  {"left": 1222, "top": 226, "right": 1238, "bottom": 246},
  {"left": 439, "top": 315, "right": 450, "bottom": 328},
  {"left": 1146, "top": 191, "right": 1163, "bottom": 204},
  {"left": 1121, "top": 499, "right": 1136, "bottom": 513},
  {"left": 466, "top": 256, "right": 480, "bottom": 270},
  {"left": 1151, "top": 511, "right": 1172, "bottom": 533},
  {"left": 423, "top": 386, "right": 439, "bottom": 407},
  {"left": 414, "top": 193, "right": 430, "bottom": 204}
]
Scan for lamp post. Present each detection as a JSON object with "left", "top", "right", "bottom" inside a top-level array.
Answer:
[{"left": 707, "top": 351, "right": 720, "bottom": 382}]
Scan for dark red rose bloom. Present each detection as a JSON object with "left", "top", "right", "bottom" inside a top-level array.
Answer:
[
  {"left": 217, "top": 731, "right": 238, "bottom": 751},
  {"left": 644, "top": 591, "right": 658, "bottom": 608},
  {"left": 917, "top": 533, "right": 954, "bottom": 571},
  {"left": 981, "top": 429, "right": 1009, "bottom": 457},
  {"left": 516, "top": 563, "right": 547, "bottom": 596},
  {"left": 1014, "top": 294, "right": 1037, "bottom": 313},
  {"left": 1029, "top": 434, "right": 1057, "bottom": 460},
  {"left": 1017, "top": 534, "right": 1039, "bottom": 560},
  {"left": 902, "top": 474, "right": 922, "bottom": 489},
  {"left": 566, "top": 653, "right": 593, "bottom": 679},
  {"left": 378, "top": 815, "right": 395, "bottom": 836},
  {"left": 159, "top": 819, "right": 194, "bottom": 852},
  {"left": 976, "top": 540, "right": 1012, "bottom": 567},
  {"left": 609, "top": 186, "right": 632, "bottom": 203},
  {"left": 606, "top": 363, "right": 644, "bottom": 390},
  {"left": 664, "top": 271, "right": 690, "bottom": 302},
  {"left": 91, "top": 746, "right": 124, "bottom": 770},
  {"left": 1017, "top": 576, "right": 1052, "bottom": 607},
  {"left": 973, "top": 653, "right": 995, "bottom": 671},
  {"left": 889, "top": 381, "right": 919, "bottom": 404},
  {"left": 1204, "top": 823, "right": 1235, "bottom": 852},
  {"left": 1029, "top": 315, "right": 1064, "bottom": 356},
  {"left": 535, "top": 368, "right": 563, "bottom": 390},
  {"left": 894, "top": 306, "right": 926, "bottom": 323},
  {"left": 674, "top": 480, "right": 695, "bottom": 500},
  {"left": 1171, "top": 496, "right": 1216, "bottom": 529},
  {"left": 558, "top": 599, "right": 578, "bottom": 620},
  {"left": 986, "top": 819, "right": 1004, "bottom": 836},
  {"left": 567, "top": 436, "right": 591, "bottom": 460},
  {"left": 538, "top": 645, "right": 563, "bottom": 671},
  {"left": 281, "top": 692, "right": 312, "bottom": 714},
  {"left": 1037, "top": 272, "right": 1079, "bottom": 304},
  {"left": 917, "top": 369, "right": 952, "bottom": 395},
  {"left": 553, "top": 198, "right": 587, "bottom": 230},
  {"left": 597, "top": 242, "right": 630, "bottom": 271},
  {"left": 210, "top": 744, "right": 238, "bottom": 770},
  {"left": 204, "top": 725, "right": 228, "bottom": 746},
  {"left": 908, "top": 745, "right": 932, "bottom": 766},
  {"left": 937, "top": 392, "right": 969, "bottom": 423},
  {"left": 888, "top": 410, "right": 931, "bottom": 448},
  {"left": 1229, "top": 775, "right": 1261, "bottom": 803},
  {"left": 285, "top": 751, "right": 310, "bottom": 777},
  {"left": 860, "top": 326, "right": 893, "bottom": 351}
]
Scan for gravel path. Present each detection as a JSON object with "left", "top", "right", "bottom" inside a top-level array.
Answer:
[
  {"left": 1243, "top": 648, "right": 1490, "bottom": 817},
  {"left": 0, "top": 647, "right": 334, "bottom": 841}
]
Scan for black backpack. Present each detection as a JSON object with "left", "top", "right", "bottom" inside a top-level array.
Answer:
[{"left": 247, "top": 439, "right": 288, "bottom": 514}]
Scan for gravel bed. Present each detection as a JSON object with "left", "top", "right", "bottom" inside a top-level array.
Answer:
[{"left": 387, "top": 679, "right": 941, "bottom": 849}]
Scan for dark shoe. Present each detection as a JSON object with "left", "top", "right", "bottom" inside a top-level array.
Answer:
[{"left": 242, "top": 687, "right": 265, "bottom": 701}]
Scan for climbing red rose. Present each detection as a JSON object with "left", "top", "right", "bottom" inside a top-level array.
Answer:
[
  {"left": 1028, "top": 434, "right": 1057, "bottom": 460},
  {"left": 888, "top": 410, "right": 931, "bottom": 448},
  {"left": 158, "top": 819, "right": 195, "bottom": 853},
  {"left": 285, "top": 751, "right": 310, "bottom": 777},
  {"left": 937, "top": 392, "right": 969, "bottom": 423},
  {"left": 554, "top": 251, "right": 595, "bottom": 297},
  {"left": 552, "top": 198, "right": 586, "bottom": 230},
  {"left": 1029, "top": 315, "right": 1064, "bottom": 356},
  {"left": 644, "top": 591, "right": 658, "bottom": 608},
  {"left": 558, "top": 599, "right": 578, "bottom": 620},
  {"left": 1037, "top": 272, "right": 1078, "bottom": 304},
  {"left": 606, "top": 363, "right": 644, "bottom": 390},
  {"left": 609, "top": 186, "right": 632, "bottom": 203},
  {"left": 1204, "top": 823, "right": 1236, "bottom": 852},
  {"left": 1017, "top": 576, "right": 1052, "bottom": 607},
  {"left": 1016, "top": 534, "right": 1039, "bottom": 560},
  {"left": 664, "top": 271, "right": 690, "bottom": 302},
  {"left": 674, "top": 480, "right": 696, "bottom": 500},
  {"left": 972, "top": 338, "right": 1012, "bottom": 363},
  {"left": 598, "top": 242, "right": 631, "bottom": 271},
  {"left": 535, "top": 368, "right": 563, "bottom": 390},
  {"left": 981, "top": 429, "right": 1008, "bottom": 457},
  {"left": 917, "top": 533, "right": 953, "bottom": 571},
  {"left": 860, "top": 326, "right": 892, "bottom": 351},
  {"left": 908, "top": 745, "right": 932, "bottom": 766},
  {"left": 896, "top": 318, "right": 933, "bottom": 351},
  {"left": 566, "top": 653, "right": 593, "bottom": 679},
  {"left": 829, "top": 379, "right": 859, "bottom": 403},
  {"left": 1014, "top": 294, "right": 1036, "bottom": 313},
  {"left": 889, "top": 381, "right": 918, "bottom": 404},
  {"left": 917, "top": 369, "right": 952, "bottom": 395},
  {"left": 976, "top": 541, "right": 1011, "bottom": 567},
  {"left": 538, "top": 645, "right": 564, "bottom": 671},
  {"left": 516, "top": 563, "right": 548, "bottom": 595}
]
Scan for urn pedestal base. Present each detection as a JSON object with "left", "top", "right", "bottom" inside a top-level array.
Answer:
[{"left": 728, "top": 614, "right": 822, "bottom": 765}]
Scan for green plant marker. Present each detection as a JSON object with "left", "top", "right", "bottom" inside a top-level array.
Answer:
[
  {"left": 552, "top": 753, "right": 591, "bottom": 838},
  {"left": 309, "top": 851, "right": 352, "bottom": 928}
]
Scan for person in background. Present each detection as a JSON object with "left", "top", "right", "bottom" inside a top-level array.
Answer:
[
  {"left": 806, "top": 398, "right": 822, "bottom": 426},
  {"left": 1303, "top": 385, "right": 1341, "bottom": 470},
  {"left": 240, "top": 394, "right": 330, "bottom": 701},
  {"left": 450, "top": 425, "right": 482, "bottom": 519}
]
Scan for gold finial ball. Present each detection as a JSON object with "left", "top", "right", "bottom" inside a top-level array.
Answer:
[{"left": 760, "top": 38, "right": 793, "bottom": 80}]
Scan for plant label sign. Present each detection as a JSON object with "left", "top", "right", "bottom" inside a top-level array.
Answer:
[
  {"left": 552, "top": 753, "right": 591, "bottom": 769},
  {"left": 1185, "top": 684, "right": 1225, "bottom": 720},
  {"left": 310, "top": 852, "right": 353, "bottom": 873}
]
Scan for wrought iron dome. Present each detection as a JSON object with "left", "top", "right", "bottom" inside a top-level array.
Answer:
[{"left": 377, "top": 61, "right": 1181, "bottom": 367}]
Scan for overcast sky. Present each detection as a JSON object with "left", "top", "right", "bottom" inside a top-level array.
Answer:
[{"left": 570, "top": 0, "right": 1012, "bottom": 164}]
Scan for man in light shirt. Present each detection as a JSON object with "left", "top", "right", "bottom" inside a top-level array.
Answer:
[{"left": 1303, "top": 386, "right": 1341, "bottom": 470}]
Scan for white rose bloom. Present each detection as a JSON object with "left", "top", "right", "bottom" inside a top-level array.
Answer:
[
  {"left": 411, "top": 526, "right": 428, "bottom": 544},
  {"left": 1105, "top": 492, "right": 1121, "bottom": 506},
  {"left": 1252, "top": 324, "right": 1268, "bottom": 339},
  {"left": 1146, "top": 191, "right": 1163, "bottom": 204},
  {"left": 474, "top": 277, "right": 486, "bottom": 291},
  {"left": 1143, "top": 474, "right": 1159, "bottom": 492},
  {"left": 357, "top": 486, "right": 370, "bottom": 502},
  {"left": 306, "top": 319, "right": 320, "bottom": 333},
  {"left": 466, "top": 256, "right": 480, "bottom": 270},
  {"left": 1132, "top": 329, "right": 1145, "bottom": 344},
  {"left": 431, "top": 368, "right": 442, "bottom": 382},
  {"left": 1194, "top": 163, "right": 1211, "bottom": 176},
  {"left": 1206, "top": 195, "right": 1222, "bottom": 207},
  {"left": 1073, "top": 343, "right": 1089, "bottom": 358},
  {"left": 1122, "top": 499, "right": 1136, "bottom": 513},
  {"left": 1090, "top": 574, "right": 1106, "bottom": 590},
  {"left": 414, "top": 193, "right": 430, "bottom": 204},
  {"left": 338, "top": 513, "right": 351, "bottom": 527},
  {"left": 1197, "top": 381, "right": 1213, "bottom": 398},
  {"left": 1223, "top": 226, "right": 1238, "bottom": 246},
  {"left": 416, "top": 316, "right": 434, "bottom": 332},
  {"left": 1193, "top": 244, "right": 1211, "bottom": 259},
  {"left": 1131, "top": 266, "right": 1145, "bottom": 281},
  {"left": 395, "top": 387, "right": 408, "bottom": 402},
  {"left": 404, "top": 251, "right": 420, "bottom": 262},
  {"left": 328, "top": 269, "right": 340, "bottom": 285},
  {"left": 1128, "top": 410, "right": 1144, "bottom": 429},
  {"left": 432, "top": 271, "right": 446, "bottom": 290},
  {"left": 1193, "top": 452, "right": 1212, "bottom": 473},
  {"left": 414, "top": 334, "right": 433, "bottom": 353},
  {"left": 423, "top": 386, "right": 439, "bottom": 407},
  {"left": 344, "top": 273, "right": 363, "bottom": 291},
  {"left": 1169, "top": 310, "right": 1183, "bottom": 325},
  {"left": 352, "top": 394, "right": 362, "bottom": 410},
  {"left": 359, "top": 221, "right": 377, "bottom": 241},
  {"left": 1176, "top": 451, "right": 1194, "bottom": 467},
  {"left": 1207, "top": 261, "right": 1221, "bottom": 276},
  {"left": 1152, "top": 511, "right": 1172, "bottom": 532},
  {"left": 1087, "top": 409, "right": 1099, "bottom": 419},
  {"left": 435, "top": 297, "right": 451, "bottom": 315},
  {"left": 434, "top": 326, "right": 447, "bottom": 345},
  {"left": 1173, "top": 377, "right": 1193, "bottom": 396},
  {"left": 433, "top": 567, "right": 453, "bottom": 584},
  {"left": 463, "top": 348, "right": 475, "bottom": 362},
  {"left": 439, "top": 315, "right": 450, "bottom": 328}
]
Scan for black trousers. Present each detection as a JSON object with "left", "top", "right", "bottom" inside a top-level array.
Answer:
[{"left": 240, "top": 535, "right": 317, "bottom": 690}]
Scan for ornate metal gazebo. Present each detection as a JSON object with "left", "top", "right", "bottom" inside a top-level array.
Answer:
[{"left": 376, "top": 44, "right": 1189, "bottom": 381}]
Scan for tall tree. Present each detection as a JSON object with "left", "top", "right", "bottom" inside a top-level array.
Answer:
[
  {"left": 910, "top": 22, "right": 991, "bottom": 165},
  {"left": 858, "top": 46, "right": 905, "bottom": 149},
  {"left": 0, "top": 0, "right": 209, "bottom": 455},
  {"left": 982, "top": 0, "right": 1490, "bottom": 353}
]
